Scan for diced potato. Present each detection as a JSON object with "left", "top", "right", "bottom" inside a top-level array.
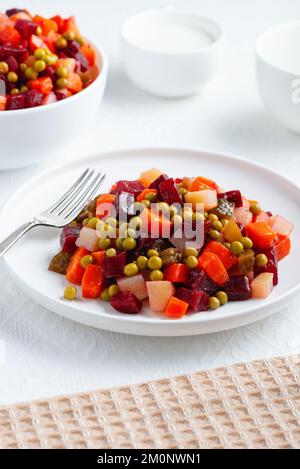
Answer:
[
  {"left": 75, "top": 227, "right": 98, "bottom": 252},
  {"left": 234, "top": 206, "right": 253, "bottom": 226},
  {"left": 117, "top": 274, "right": 148, "bottom": 301},
  {"left": 251, "top": 273, "right": 274, "bottom": 298},
  {"left": 269, "top": 215, "right": 294, "bottom": 237},
  {"left": 185, "top": 189, "right": 218, "bottom": 211},
  {"left": 146, "top": 281, "right": 175, "bottom": 312},
  {"left": 139, "top": 168, "right": 164, "bottom": 188}
]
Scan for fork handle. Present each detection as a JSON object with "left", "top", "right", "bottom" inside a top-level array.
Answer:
[{"left": 0, "top": 220, "right": 38, "bottom": 258}]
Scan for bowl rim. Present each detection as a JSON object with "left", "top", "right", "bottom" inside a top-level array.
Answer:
[
  {"left": 121, "top": 6, "right": 223, "bottom": 56},
  {"left": 0, "top": 35, "right": 108, "bottom": 116},
  {"left": 255, "top": 20, "right": 300, "bottom": 76}
]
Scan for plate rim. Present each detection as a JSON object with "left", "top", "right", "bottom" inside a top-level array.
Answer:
[{"left": 2, "top": 146, "right": 300, "bottom": 335}]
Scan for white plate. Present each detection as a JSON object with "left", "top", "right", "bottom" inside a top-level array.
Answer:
[{"left": 1, "top": 148, "right": 300, "bottom": 336}]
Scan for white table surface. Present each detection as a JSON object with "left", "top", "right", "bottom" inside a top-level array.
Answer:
[{"left": 1, "top": 0, "right": 300, "bottom": 405}]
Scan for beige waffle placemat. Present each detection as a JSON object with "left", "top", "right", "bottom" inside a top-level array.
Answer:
[{"left": 1, "top": 354, "right": 300, "bottom": 449}]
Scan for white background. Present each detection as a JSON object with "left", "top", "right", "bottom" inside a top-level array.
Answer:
[{"left": 0, "top": 0, "right": 300, "bottom": 404}]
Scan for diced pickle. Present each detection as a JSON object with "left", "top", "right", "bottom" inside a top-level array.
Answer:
[
  {"left": 49, "top": 250, "right": 72, "bottom": 275},
  {"left": 160, "top": 247, "right": 183, "bottom": 266},
  {"left": 211, "top": 198, "right": 234, "bottom": 219},
  {"left": 222, "top": 219, "right": 243, "bottom": 242},
  {"left": 239, "top": 249, "right": 255, "bottom": 274}
]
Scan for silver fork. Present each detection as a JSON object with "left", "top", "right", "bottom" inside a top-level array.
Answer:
[{"left": 0, "top": 168, "right": 105, "bottom": 258}]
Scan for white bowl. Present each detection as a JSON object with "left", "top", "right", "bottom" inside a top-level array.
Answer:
[
  {"left": 121, "top": 7, "right": 222, "bottom": 98},
  {"left": 0, "top": 39, "right": 108, "bottom": 171},
  {"left": 256, "top": 21, "right": 300, "bottom": 134}
]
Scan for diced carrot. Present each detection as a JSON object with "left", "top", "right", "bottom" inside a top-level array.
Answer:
[
  {"left": 67, "top": 72, "right": 83, "bottom": 93},
  {"left": 91, "top": 251, "right": 106, "bottom": 267},
  {"left": 42, "top": 19, "right": 58, "bottom": 35},
  {"left": 136, "top": 188, "right": 157, "bottom": 202},
  {"left": 28, "top": 77, "right": 53, "bottom": 94},
  {"left": 0, "top": 24, "right": 21, "bottom": 45},
  {"left": 32, "top": 15, "right": 46, "bottom": 25},
  {"left": 274, "top": 234, "right": 291, "bottom": 261},
  {"left": 81, "top": 44, "right": 96, "bottom": 66},
  {"left": 60, "top": 16, "right": 79, "bottom": 34},
  {"left": 66, "top": 247, "right": 89, "bottom": 285},
  {"left": 81, "top": 264, "right": 105, "bottom": 298},
  {"left": 204, "top": 241, "right": 238, "bottom": 270},
  {"left": 0, "top": 95, "right": 6, "bottom": 111},
  {"left": 245, "top": 222, "right": 277, "bottom": 250},
  {"left": 95, "top": 193, "right": 115, "bottom": 219},
  {"left": 163, "top": 263, "right": 189, "bottom": 283},
  {"left": 188, "top": 176, "right": 219, "bottom": 192},
  {"left": 50, "top": 15, "right": 64, "bottom": 31},
  {"left": 140, "top": 208, "right": 172, "bottom": 237},
  {"left": 198, "top": 251, "right": 229, "bottom": 285},
  {"left": 165, "top": 296, "right": 189, "bottom": 318}
]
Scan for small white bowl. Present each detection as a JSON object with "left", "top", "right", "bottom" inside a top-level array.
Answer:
[
  {"left": 121, "top": 7, "right": 222, "bottom": 98},
  {"left": 256, "top": 21, "right": 300, "bottom": 134},
  {"left": 0, "top": 39, "right": 108, "bottom": 171}
]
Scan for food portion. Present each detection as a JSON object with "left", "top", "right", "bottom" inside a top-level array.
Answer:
[
  {"left": 49, "top": 168, "right": 293, "bottom": 318},
  {"left": 0, "top": 8, "right": 99, "bottom": 110}
]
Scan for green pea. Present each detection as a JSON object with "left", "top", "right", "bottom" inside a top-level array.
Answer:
[
  {"left": 183, "top": 247, "right": 198, "bottom": 257},
  {"left": 193, "top": 212, "right": 205, "bottom": 223},
  {"left": 64, "top": 285, "right": 77, "bottom": 300},
  {"left": 36, "top": 25, "right": 42, "bottom": 36},
  {"left": 216, "top": 291, "right": 228, "bottom": 305},
  {"left": 209, "top": 296, "right": 220, "bottom": 310},
  {"left": 87, "top": 217, "right": 99, "bottom": 229},
  {"left": 212, "top": 220, "right": 223, "bottom": 231},
  {"left": 230, "top": 241, "right": 244, "bottom": 256},
  {"left": 56, "top": 66, "right": 68, "bottom": 78},
  {"left": 63, "top": 31, "right": 76, "bottom": 41},
  {"left": 45, "top": 54, "right": 57, "bottom": 66},
  {"left": 34, "top": 59, "right": 46, "bottom": 72},
  {"left": 25, "top": 67, "right": 37, "bottom": 80},
  {"left": 136, "top": 255, "right": 148, "bottom": 270},
  {"left": 80, "top": 255, "right": 94, "bottom": 268},
  {"left": 116, "top": 238, "right": 124, "bottom": 250},
  {"left": 34, "top": 48, "right": 47, "bottom": 60},
  {"left": 75, "top": 36, "right": 85, "bottom": 46},
  {"left": 105, "top": 216, "right": 118, "bottom": 227},
  {"left": 10, "top": 88, "right": 19, "bottom": 95},
  {"left": 204, "top": 211, "right": 209, "bottom": 219},
  {"left": 55, "top": 37, "right": 68, "bottom": 49},
  {"left": 20, "top": 85, "right": 28, "bottom": 93},
  {"left": 208, "top": 213, "right": 218, "bottom": 222},
  {"left": 108, "top": 284, "right": 120, "bottom": 297},
  {"left": 106, "top": 248, "right": 116, "bottom": 257},
  {"left": 255, "top": 253, "right": 268, "bottom": 267},
  {"left": 100, "top": 288, "right": 110, "bottom": 301},
  {"left": 209, "top": 230, "right": 220, "bottom": 240},
  {"left": 124, "top": 263, "right": 139, "bottom": 276},
  {"left": 250, "top": 202, "right": 261, "bottom": 215},
  {"left": 223, "top": 242, "right": 231, "bottom": 250},
  {"left": 147, "top": 249, "right": 159, "bottom": 257},
  {"left": 158, "top": 202, "right": 169, "bottom": 214},
  {"left": 149, "top": 270, "right": 163, "bottom": 281},
  {"left": 129, "top": 216, "right": 142, "bottom": 230},
  {"left": 123, "top": 237, "right": 137, "bottom": 251},
  {"left": 0, "top": 61, "right": 9, "bottom": 74},
  {"left": 125, "top": 228, "right": 136, "bottom": 238},
  {"left": 220, "top": 218, "right": 229, "bottom": 227},
  {"left": 179, "top": 187, "right": 188, "bottom": 196},
  {"left": 147, "top": 256, "right": 163, "bottom": 270},
  {"left": 56, "top": 77, "right": 68, "bottom": 89},
  {"left": 19, "top": 63, "right": 27, "bottom": 72},
  {"left": 82, "top": 218, "right": 90, "bottom": 227},
  {"left": 241, "top": 236, "right": 253, "bottom": 249},
  {"left": 182, "top": 208, "right": 193, "bottom": 221},
  {"left": 98, "top": 238, "right": 111, "bottom": 250},
  {"left": 145, "top": 192, "right": 156, "bottom": 202},
  {"left": 103, "top": 224, "right": 114, "bottom": 237},
  {"left": 7, "top": 71, "right": 18, "bottom": 83},
  {"left": 171, "top": 214, "right": 183, "bottom": 225},
  {"left": 141, "top": 199, "right": 150, "bottom": 208},
  {"left": 185, "top": 255, "right": 198, "bottom": 269}
]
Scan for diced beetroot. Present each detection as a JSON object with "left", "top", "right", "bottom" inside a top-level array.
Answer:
[
  {"left": 55, "top": 90, "right": 68, "bottom": 101},
  {"left": 114, "top": 192, "right": 135, "bottom": 217},
  {"left": 24, "top": 89, "right": 43, "bottom": 108},
  {"left": 149, "top": 173, "right": 169, "bottom": 198},
  {"left": 65, "top": 41, "right": 89, "bottom": 72},
  {"left": 15, "top": 19, "right": 38, "bottom": 39},
  {"left": 6, "top": 93, "right": 25, "bottom": 110},
  {"left": 0, "top": 41, "right": 28, "bottom": 61},
  {"left": 103, "top": 251, "right": 127, "bottom": 278},
  {"left": 159, "top": 178, "right": 183, "bottom": 205},
  {"left": 185, "top": 269, "right": 219, "bottom": 296},
  {"left": 254, "top": 255, "right": 278, "bottom": 286},
  {"left": 41, "top": 65, "right": 56, "bottom": 82},
  {"left": 110, "top": 291, "right": 142, "bottom": 314},
  {"left": 114, "top": 179, "right": 145, "bottom": 196},
  {"left": 224, "top": 275, "right": 251, "bottom": 301},
  {"left": 60, "top": 225, "right": 81, "bottom": 254},
  {"left": 6, "top": 55, "right": 18, "bottom": 72},
  {"left": 218, "top": 190, "right": 243, "bottom": 207},
  {"left": 6, "top": 8, "right": 24, "bottom": 16},
  {"left": 136, "top": 237, "right": 169, "bottom": 256},
  {"left": 176, "top": 287, "right": 209, "bottom": 311}
]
